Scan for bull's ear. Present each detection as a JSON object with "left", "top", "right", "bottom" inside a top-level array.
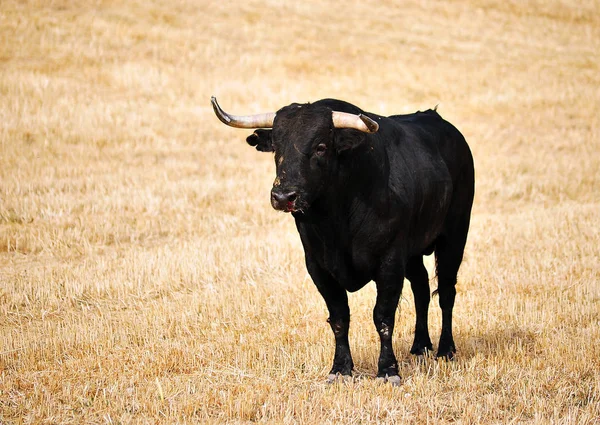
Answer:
[
  {"left": 334, "top": 130, "right": 367, "bottom": 153},
  {"left": 246, "top": 129, "right": 273, "bottom": 152}
]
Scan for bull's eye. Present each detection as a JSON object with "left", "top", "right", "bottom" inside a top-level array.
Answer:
[{"left": 315, "top": 143, "right": 327, "bottom": 156}]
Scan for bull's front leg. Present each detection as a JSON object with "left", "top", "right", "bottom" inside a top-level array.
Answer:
[
  {"left": 373, "top": 266, "right": 405, "bottom": 386},
  {"left": 305, "top": 259, "right": 353, "bottom": 381}
]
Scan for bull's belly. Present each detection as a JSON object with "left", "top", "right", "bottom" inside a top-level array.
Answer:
[
  {"left": 321, "top": 249, "right": 375, "bottom": 292},
  {"left": 331, "top": 268, "right": 371, "bottom": 292}
]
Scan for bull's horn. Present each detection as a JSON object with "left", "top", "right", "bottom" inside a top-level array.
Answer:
[
  {"left": 332, "top": 111, "right": 379, "bottom": 133},
  {"left": 211, "top": 96, "right": 275, "bottom": 129}
]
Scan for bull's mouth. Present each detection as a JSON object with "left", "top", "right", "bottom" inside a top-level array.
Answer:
[
  {"left": 283, "top": 202, "right": 297, "bottom": 213},
  {"left": 272, "top": 199, "right": 303, "bottom": 213}
]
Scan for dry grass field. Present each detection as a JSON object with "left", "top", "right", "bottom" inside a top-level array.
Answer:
[{"left": 1, "top": 0, "right": 600, "bottom": 423}]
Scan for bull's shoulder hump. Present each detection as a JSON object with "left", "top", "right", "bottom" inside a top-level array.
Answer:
[{"left": 312, "top": 99, "right": 364, "bottom": 114}]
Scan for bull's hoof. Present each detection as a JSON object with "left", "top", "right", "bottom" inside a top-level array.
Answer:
[
  {"left": 375, "top": 374, "right": 402, "bottom": 387},
  {"left": 326, "top": 373, "right": 352, "bottom": 384},
  {"left": 410, "top": 344, "right": 433, "bottom": 356},
  {"left": 436, "top": 340, "right": 456, "bottom": 360},
  {"left": 411, "top": 348, "right": 432, "bottom": 364},
  {"left": 435, "top": 350, "right": 456, "bottom": 361},
  {"left": 414, "top": 354, "right": 428, "bottom": 365}
]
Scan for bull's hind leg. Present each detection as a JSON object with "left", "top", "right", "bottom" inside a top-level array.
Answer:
[
  {"left": 434, "top": 215, "right": 471, "bottom": 360},
  {"left": 406, "top": 256, "right": 433, "bottom": 356}
]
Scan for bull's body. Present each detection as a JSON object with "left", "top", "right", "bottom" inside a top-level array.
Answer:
[
  {"left": 295, "top": 99, "right": 472, "bottom": 289},
  {"left": 212, "top": 97, "right": 475, "bottom": 384}
]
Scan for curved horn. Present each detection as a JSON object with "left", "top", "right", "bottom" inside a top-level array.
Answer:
[
  {"left": 211, "top": 96, "right": 275, "bottom": 129},
  {"left": 332, "top": 111, "right": 379, "bottom": 133}
]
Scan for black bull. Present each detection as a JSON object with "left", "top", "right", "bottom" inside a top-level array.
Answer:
[{"left": 212, "top": 97, "right": 475, "bottom": 384}]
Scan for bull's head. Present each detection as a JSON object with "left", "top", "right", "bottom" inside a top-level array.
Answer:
[{"left": 211, "top": 97, "right": 378, "bottom": 213}]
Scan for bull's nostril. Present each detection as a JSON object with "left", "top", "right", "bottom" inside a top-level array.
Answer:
[
  {"left": 286, "top": 192, "right": 297, "bottom": 202},
  {"left": 271, "top": 191, "right": 286, "bottom": 203},
  {"left": 272, "top": 190, "right": 297, "bottom": 203}
]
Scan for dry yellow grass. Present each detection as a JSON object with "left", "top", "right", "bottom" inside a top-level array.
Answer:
[{"left": 1, "top": 0, "right": 599, "bottom": 423}]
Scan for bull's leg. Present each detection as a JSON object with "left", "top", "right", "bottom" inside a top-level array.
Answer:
[
  {"left": 406, "top": 256, "right": 433, "bottom": 356},
  {"left": 435, "top": 162, "right": 474, "bottom": 360},
  {"left": 373, "top": 267, "right": 404, "bottom": 385},
  {"left": 305, "top": 259, "right": 353, "bottom": 380},
  {"left": 435, "top": 218, "right": 470, "bottom": 360},
  {"left": 435, "top": 249, "right": 458, "bottom": 359}
]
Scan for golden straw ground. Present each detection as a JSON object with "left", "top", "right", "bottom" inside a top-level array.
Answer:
[{"left": 1, "top": 0, "right": 599, "bottom": 423}]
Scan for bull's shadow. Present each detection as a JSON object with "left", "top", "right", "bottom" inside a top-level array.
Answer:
[{"left": 347, "top": 325, "right": 539, "bottom": 381}]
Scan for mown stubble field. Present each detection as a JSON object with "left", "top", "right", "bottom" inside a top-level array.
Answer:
[{"left": 1, "top": 0, "right": 599, "bottom": 423}]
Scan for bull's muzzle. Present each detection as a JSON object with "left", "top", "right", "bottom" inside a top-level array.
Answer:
[{"left": 271, "top": 189, "right": 298, "bottom": 212}]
